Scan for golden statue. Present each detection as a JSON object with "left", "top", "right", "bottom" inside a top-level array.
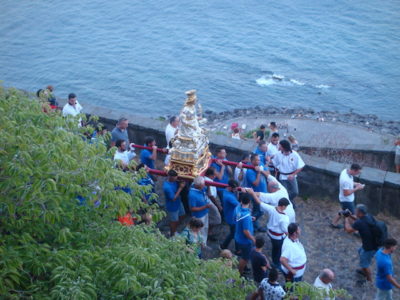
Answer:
[{"left": 166, "top": 90, "right": 211, "bottom": 179}]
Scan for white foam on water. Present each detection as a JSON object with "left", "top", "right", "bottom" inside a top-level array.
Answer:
[
  {"left": 315, "top": 84, "right": 330, "bottom": 89},
  {"left": 256, "top": 76, "right": 276, "bottom": 86},
  {"left": 289, "top": 79, "right": 305, "bottom": 86}
]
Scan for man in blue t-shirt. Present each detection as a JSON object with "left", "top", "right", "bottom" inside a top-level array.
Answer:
[
  {"left": 140, "top": 136, "right": 157, "bottom": 170},
  {"left": 221, "top": 180, "right": 240, "bottom": 250},
  {"left": 253, "top": 140, "right": 268, "bottom": 167},
  {"left": 211, "top": 147, "right": 232, "bottom": 200},
  {"left": 234, "top": 192, "right": 256, "bottom": 275},
  {"left": 189, "top": 176, "right": 212, "bottom": 245},
  {"left": 375, "top": 238, "right": 400, "bottom": 299},
  {"left": 163, "top": 169, "right": 186, "bottom": 236},
  {"left": 246, "top": 153, "right": 269, "bottom": 232}
]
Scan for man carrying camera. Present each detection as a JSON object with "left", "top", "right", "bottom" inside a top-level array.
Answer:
[
  {"left": 344, "top": 204, "right": 377, "bottom": 282},
  {"left": 331, "top": 163, "right": 364, "bottom": 228}
]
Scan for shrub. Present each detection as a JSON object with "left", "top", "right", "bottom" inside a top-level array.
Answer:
[{"left": 0, "top": 87, "right": 254, "bottom": 299}]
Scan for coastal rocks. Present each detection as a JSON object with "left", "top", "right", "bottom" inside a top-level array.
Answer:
[{"left": 201, "top": 106, "right": 399, "bottom": 136}]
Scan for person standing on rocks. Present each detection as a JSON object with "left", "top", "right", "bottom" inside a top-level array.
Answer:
[
  {"left": 395, "top": 137, "right": 400, "bottom": 173},
  {"left": 375, "top": 238, "right": 400, "bottom": 300},
  {"left": 280, "top": 223, "right": 307, "bottom": 282},
  {"left": 344, "top": 204, "right": 377, "bottom": 282},
  {"left": 331, "top": 163, "right": 364, "bottom": 228},
  {"left": 272, "top": 140, "right": 305, "bottom": 209},
  {"left": 248, "top": 188, "right": 290, "bottom": 269}
]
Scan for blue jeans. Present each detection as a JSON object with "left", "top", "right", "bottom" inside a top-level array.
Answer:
[
  {"left": 375, "top": 289, "right": 393, "bottom": 300},
  {"left": 280, "top": 178, "right": 299, "bottom": 208},
  {"left": 358, "top": 247, "right": 376, "bottom": 268},
  {"left": 221, "top": 224, "right": 235, "bottom": 249}
]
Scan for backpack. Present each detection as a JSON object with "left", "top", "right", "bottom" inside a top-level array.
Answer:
[{"left": 368, "top": 216, "right": 388, "bottom": 248}]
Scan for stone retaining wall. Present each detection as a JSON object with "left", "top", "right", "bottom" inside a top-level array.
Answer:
[{"left": 83, "top": 103, "right": 400, "bottom": 219}]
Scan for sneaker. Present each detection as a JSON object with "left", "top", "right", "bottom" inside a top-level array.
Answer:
[{"left": 330, "top": 223, "right": 343, "bottom": 229}]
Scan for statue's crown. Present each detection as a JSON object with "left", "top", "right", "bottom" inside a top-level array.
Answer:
[{"left": 185, "top": 90, "right": 197, "bottom": 105}]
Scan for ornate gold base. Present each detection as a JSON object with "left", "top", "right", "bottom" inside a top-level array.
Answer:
[{"left": 166, "top": 150, "right": 212, "bottom": 180}]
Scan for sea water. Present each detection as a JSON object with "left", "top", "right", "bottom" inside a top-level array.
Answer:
[{"left": 0, "top": 0, "right": 399, "bottom": 120}]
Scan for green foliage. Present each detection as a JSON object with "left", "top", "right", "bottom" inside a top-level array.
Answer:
[
  {"left": 0, "top": 86, "right": 254, "bottom": 299},
  {"left": 214, "top": 131, "right": 227, "bottom": 136},
  {"left": 285, "top": 281, "right": 352, "bottom": 299}
]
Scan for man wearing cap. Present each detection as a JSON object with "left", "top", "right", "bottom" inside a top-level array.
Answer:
[
  {"left": 280, "top": 223, "right": 307, "bottom": 282},
  {"left": 248, "top": 189, "right": 290, "bottom": 268}
]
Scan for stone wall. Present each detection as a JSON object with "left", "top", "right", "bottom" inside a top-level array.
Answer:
[{"left": 83, "top": 103, "right": 400, "bottom": 219}]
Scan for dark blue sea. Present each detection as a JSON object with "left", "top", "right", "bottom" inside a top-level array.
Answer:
[{"left": 1, "top": 0, "right": 399, "bottom": 120}]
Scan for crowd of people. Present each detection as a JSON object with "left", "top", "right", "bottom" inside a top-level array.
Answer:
[{"left": 39, "top": 89, "right": 399, "bottom": 299}]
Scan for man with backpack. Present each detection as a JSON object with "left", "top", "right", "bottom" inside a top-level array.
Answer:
[{"left": 344, "top": 204, "right": 387, "bottom": 282}]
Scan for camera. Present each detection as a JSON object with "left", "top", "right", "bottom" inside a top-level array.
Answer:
[{"left": 338, "top": 209, "right": 352, "bottom": 218}]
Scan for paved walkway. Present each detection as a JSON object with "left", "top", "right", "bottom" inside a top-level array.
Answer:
[{"left": 206, "top": 115, "right": 396, "bottom": 150}]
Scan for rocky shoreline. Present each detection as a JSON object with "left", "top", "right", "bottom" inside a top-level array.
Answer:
[{"left": 201, "top": 106, "right": 400, "bottom": 136}]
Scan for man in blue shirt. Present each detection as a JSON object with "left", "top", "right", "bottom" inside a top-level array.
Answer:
[
  {"left": 211, "top": 147, "right": 232, "bottom": 201},
  {"left": 140, "top": 136, "right": 158, "bottom": 177},
  {"left": 375, "top": 238, "right": 400, "bottom": 300},
  {"left": 221, "top": 179, "right": 240, "bottom": 250},
  {"left": 163, "top": 170, "right": 186, "bottom": 236},
  {"left": 246, "top": 153, "right": 269, "bottom": 232},
  {"left": 253, "top": 140, "right": 268, "bottom": 167},
  {"left": 189, "top": 176, "right": 212, "bottom": 245},
  {"left": 234, "top": 191, "right": 256, "bottom": 275}
]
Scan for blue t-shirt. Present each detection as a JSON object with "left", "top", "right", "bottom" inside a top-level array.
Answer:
[
  {"left": 253, "top": 147, "right": 266, "bottom": 166},
  {"left": 222, "top": 190, "right": 240, "bottom": 225},
  {"left": 234, "top": 206, "right": 254, "bottom": 245},
  {"left": 163, "top": 181, "right": 182, "bottom": 212},
  {"left": 189, "top": 188, "right": 209, "bottom": 218},
  {"left": 211, "top": 158, "right": 230, "bottom": 191},
  {"left": 246, "top": 169, "right": 267, "bottom": 193},
  {"left": 140, "top": 149, "right": 155, "bottom": 169},
  {"left": 376, "top": 248, "right": 394, "bottom": 290}
]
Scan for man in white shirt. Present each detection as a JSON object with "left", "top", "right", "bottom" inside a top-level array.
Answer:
[
  {"left": 313, "top": 269, "right": 335, "bottom": 300},
  {"left": 257, "top": 176, "right": 296, "bottom": 223},
  {"left": 272, "top": 140, "right": 305, "bottom": 209},
  {"left": 62, "top": 93, "right": 83, "bottom": 125},
  {"left": 331, "top": 164, "right": 364, "bottom": 229},
  {"left": 165, "top": 116, "right": 179, "bottom": 146},
  {"left": 248, "top": 189, "right": 290, "bottom": 269},
  {"left": 113, "top": 139, "right": 136, "bottom": 170},
  {"left": 267, "top": 132, "right": 280, "bottom": 174},
  {"left": 280, "top": 223, "right": 307, "bottom": 282}
]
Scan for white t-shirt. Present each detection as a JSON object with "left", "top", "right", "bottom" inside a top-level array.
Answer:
[
  {"left": 204, "top": 176, "right": 217, "bottom": 198},
  {"left": 113, "top": 150, "right": 136, "bottom": 165},
  {"left": 339, "top": 169, "right": 354, "bottom": 202},
  {"left": 259, "top": 203, "right": 289, "bottom": 240},
  {"left": 165, "top": 123, "right": 177, "bottom": 146},
  {"left": 267, "top": 143, "right": 279, "bottom": 159},
  {"left": 259, "top": 191, "right": 296, "bottom": 224},
  {"left": 62, "top": 101, "right": 83, "bottom": 117},
  {"left": 234, "top": 167, "right": 247, "bottom": 187},
  {"left": 273, "top": 151, "right": 305, "bottom": 180},
  {"left": 281, "top": 238, "right": 307, "bottom": 278},
  {"left": 313, "top": 276, "right": 334, "bottom": 300}
]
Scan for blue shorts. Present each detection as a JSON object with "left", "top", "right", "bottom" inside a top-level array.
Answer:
[
  {"left": 340, "top": 201, "right": 355, "bottom": 214},
  {"left": 167, "top": 202, "right": 185, "bottom": 222},
  {"left": 235, "top": 242, "right": 253, "bottom": 261},
  {"left": 358, "top": 247, "right": 376, "bottom": 268}
]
